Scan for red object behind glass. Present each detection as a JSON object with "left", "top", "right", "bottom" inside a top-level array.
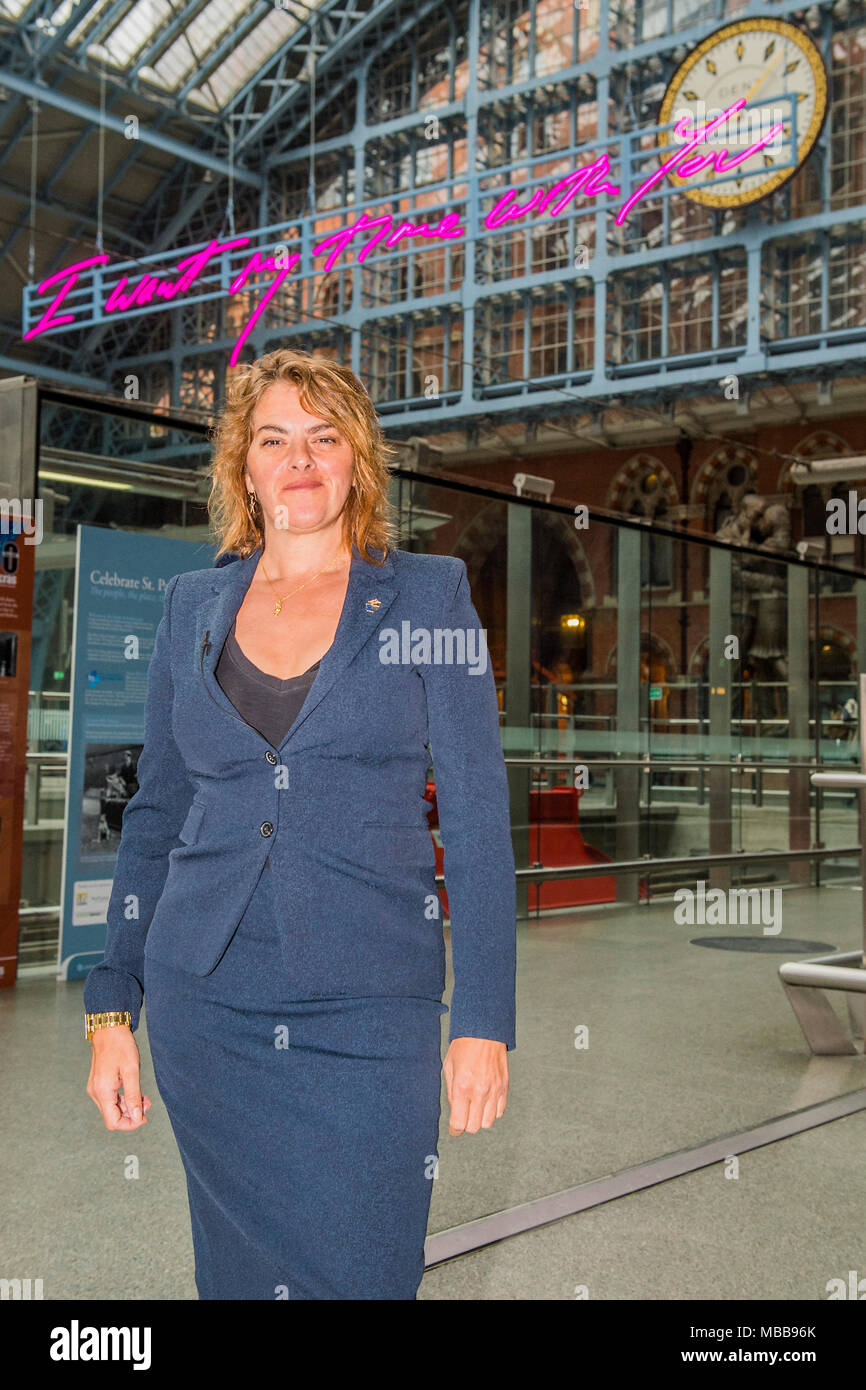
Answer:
[{"left": 424, "top": 779, "right": 647, "bottom": 916}]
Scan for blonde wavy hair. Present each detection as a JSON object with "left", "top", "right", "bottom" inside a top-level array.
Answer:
[{"left": 208, "top": 348, "right": 400, "bottom": 563}]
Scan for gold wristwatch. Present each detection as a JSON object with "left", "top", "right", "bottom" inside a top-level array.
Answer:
[{"left": 85, "top": 1010, "right": 132, "bottom": 1042}]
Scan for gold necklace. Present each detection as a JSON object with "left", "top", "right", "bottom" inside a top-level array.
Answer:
[{"left": 260, "top": 548, "right": 347, "bottom": 616}]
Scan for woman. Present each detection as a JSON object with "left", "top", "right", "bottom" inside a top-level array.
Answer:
[{"left": 84, "top": 348, "right": 517, "bottom": 1300}]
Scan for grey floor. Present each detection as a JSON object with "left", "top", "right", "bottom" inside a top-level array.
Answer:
[{"left": 2, "top": 882, "right": 865, "bottom": 1300}]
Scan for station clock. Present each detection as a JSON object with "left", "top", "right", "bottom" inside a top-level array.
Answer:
[{"left": 658, "top": 18, "right": 828, "bottom": 208}]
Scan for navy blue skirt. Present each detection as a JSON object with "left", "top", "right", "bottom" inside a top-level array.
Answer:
[{"left": 143, "top": 862, "right": 446, "bottom": 1300}]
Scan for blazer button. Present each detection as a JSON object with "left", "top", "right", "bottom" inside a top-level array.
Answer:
[
  {"left": 265, "top": 751, "right": 277, "bottom": 764},
  {"left": 260, "top": 821, "right": 274, "bottom": 837}
]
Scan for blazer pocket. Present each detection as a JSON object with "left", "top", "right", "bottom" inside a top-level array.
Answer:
[
  {"left": 179, "top": 798, "right": 206, "bottom": 846},
  {"left": 360, "top": 822, "right": 437, "bottom": 865}
]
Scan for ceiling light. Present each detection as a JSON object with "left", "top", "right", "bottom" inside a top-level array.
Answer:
[{"left": 39, "top": 471, "right": 133, "bottom": 491}]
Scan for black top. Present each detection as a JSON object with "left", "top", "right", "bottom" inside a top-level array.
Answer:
[{"left": 214, "top": 616, "right": 321, "bottom": 749}]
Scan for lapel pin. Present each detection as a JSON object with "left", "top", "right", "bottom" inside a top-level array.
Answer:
[{"left": 365, "top": 597, "right": 382, "bottom": 613}]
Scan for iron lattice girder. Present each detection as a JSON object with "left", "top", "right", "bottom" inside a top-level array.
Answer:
[
  {"left": 19, "top": 205, "right": 866, "bottom": 414},
  {"left": 33, "top": 101, "right": 240, "bottom": 289},
  {"left": 5, "top": 0, "right": 866, "bottom": 423},
  {"left": 0, "top": 31, "right": 264, "bottom": 339},
  {"left": 0, "top": 69, "right": 264, "bottom": 186},
  {"left": 3, "top": 9, "right": 431, "bottom": 366},
  {"left": 0, "top": 166, "right": 243, "bottom": 366},
  {"left": 77, "top": 0, "right": 134, "bottom": 51},
  {"left": 0, "top": 7, "right": 185, "bottom": 138},
  {"left": 0, "top": 3, "right": 265, "bottom": 202},
  {"left": 0, "top": 177, "right": 148, "bottom": 254},
  {"left": 0, "top": 0, "right": 373, "bottom": 138},
  {"left": 0, "top": 0, "right": 235, "bottom": 113},
  {"left": 0, "top": 0, "right": 782, "bottom": 270},
  {"left": 0, "top": 351, "right": 107, "bottom": 388},
  {"left": 0, "top": 0, "right": 433, "bottom": 168},
  {"left": 266, "top": 0, "right": 450, "bottom": 166},
  {"left": 263, "top": 0, "right": 823, "bottom": 161},
  {"left": 0, "top": 0, "right": 831, "bottom": 172},
  {"left": 78, "top": 181, "right": 246, "bottom": 368},
  {"left": 125, "top": 0, "right": 216, "bottom": 80},
  {"left": 225, "top": 0, "right": 398, "bottom": 155},
  {"left": 171, "top": 6, "right": 275, "bottom": 107},
  {"left": 2, "top": 0, "right": 90, "bottom": 71},
  {"left": 0, "top": 0, "right": 389, "bottom": 292}
]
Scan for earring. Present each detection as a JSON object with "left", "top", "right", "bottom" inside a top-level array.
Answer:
[{"left": 247, "top": 490, "right": 258, "bottom": 521}]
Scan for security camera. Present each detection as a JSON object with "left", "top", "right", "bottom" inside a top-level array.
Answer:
[{"left": 513, "top": 472, "right": 555, "bottom": 500}]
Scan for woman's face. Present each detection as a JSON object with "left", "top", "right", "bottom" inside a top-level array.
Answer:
[{"left": 244, "top": 380, "right": 355, "bottom": 540}]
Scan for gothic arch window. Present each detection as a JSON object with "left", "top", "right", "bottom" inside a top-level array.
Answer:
[
  {"left": 689, "top": 636, "right": 710, "bottom": 677},
  {"left": 607, "top": 455, "right": 678, "bottom": 588},
  {"left": 606, "top": 453, "right": 679, "bottom": 515},
  {"left": 779, "top": 432, "right": 860, "bottom": 584},
  {"left": 814, "top": 627, "right": 855, "bottom": 681},
  {"left": 451, "top": 505, "right": 595, "bottom": 692},
  {"left": 606, "top": 633, "right": 678, "bottom": 677},
  {"left": 777, "top": 431, "right": 855, "bottom": 495},
  {"left": 605, "top": 633, "right": 678, "bottom": 725},
  {"left": 454, "top": 504, "right": 596, "bottom": 608},
  {"left": 813, "top": 627, "right": 857, "bottom": 741},
  {"left": 692, "top": 446, "right": 757, "bottom": 529}
]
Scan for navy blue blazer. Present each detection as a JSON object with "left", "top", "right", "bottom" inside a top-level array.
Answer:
[{"left": 83, "top": 542, "right": 517, "bottom": 1049}]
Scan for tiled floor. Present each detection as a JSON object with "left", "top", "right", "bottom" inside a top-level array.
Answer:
[{"left": 2, "top": 884, "right": 864, "bottom": 1300}]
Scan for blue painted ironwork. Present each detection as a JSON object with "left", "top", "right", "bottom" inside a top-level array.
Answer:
[{"left": 3, "top": 0, "right": 865, "bottom": 425}]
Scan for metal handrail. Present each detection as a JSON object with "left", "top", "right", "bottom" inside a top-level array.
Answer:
[
  {"left": 776, "top": 674, "right": 866, "bottom": 1055},
  {"left": 504, "top": 755, "right": 857, "bottom": 772},
  {"left": 434, "top": 843, "right": 862, "bottom": 887}
]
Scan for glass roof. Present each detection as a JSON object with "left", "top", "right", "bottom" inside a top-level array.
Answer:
[{"left": 2, "top": 0, "right": 320, "bottom": 112}]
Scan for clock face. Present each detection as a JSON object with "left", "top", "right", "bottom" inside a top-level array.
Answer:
[{"left": 657, "top": 19, "right": 828, "bottom": 208}]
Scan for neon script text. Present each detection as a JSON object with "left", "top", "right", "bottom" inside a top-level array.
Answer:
[
  {"left": 23, "top": 100, "right": 783, "bottom": 363},
  {"left": 615, "top": 98, "right": 785, "bottom": 224}
]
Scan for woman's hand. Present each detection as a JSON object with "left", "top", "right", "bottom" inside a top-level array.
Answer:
[
  {"left": 442, "top": 1037, "right": 508, "bottom": 1136},
  {"left": 86, "top": 1026, "right": 152, "bottom": 1131}
]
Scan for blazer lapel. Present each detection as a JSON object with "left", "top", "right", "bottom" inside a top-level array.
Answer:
[
  {"left": 195, "top": 541, "right": 400, "bottom": 748},
  {"left": 282, "top": 542, "right": 399, "bottom": 749},
  {"left": 195, "top": 547, "right": 263, "bottom": 729}
]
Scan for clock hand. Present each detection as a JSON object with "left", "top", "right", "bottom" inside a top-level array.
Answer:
[
  {"left": 742, "top": 47, "right": 785, "bottom": 106},
  {"left": 716, "top": 48, "right": 787, "bottom": 156}
]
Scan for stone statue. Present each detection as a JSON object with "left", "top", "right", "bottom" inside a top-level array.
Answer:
[{"left": 715, "top": 493, "right": 793, "bottom": 719}]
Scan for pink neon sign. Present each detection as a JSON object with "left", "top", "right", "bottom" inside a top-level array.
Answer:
[{"left": 23, "top": 99, "right": 784, "bottom": 366}]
